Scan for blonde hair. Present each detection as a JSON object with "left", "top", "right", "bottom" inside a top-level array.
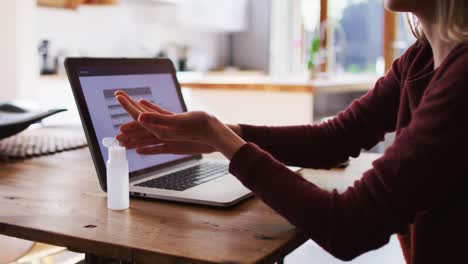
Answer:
[{"left": 409, "top": 0, "right": 468, "bottom": 43}]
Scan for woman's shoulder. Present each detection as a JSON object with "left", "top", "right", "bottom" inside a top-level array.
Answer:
[
  {"left": 398, "top": 41, "right": 431, "bottom": 63},
  {"left": 430, "top": 43, "right": 468, "bottom": 101},
  {"left": 391, "top": 41, "right": 433, "bottom": 82},
  {"left": 435, "top": 43, "right": 468, "bottom": 79},
  {"left": 400, "top": 41, "right": 427, "bottom": 61}
]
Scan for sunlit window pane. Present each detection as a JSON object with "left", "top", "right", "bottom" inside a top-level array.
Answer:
[
  {"left": 396, "top": 14, "right": 417, "bottom": 56},
  {"left": 329, "top": 0, "right": 384, "bottom": 74}
]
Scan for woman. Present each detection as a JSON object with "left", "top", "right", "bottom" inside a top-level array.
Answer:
[{"left": 115, "top": 0, "right": 468, "bottom": 263}]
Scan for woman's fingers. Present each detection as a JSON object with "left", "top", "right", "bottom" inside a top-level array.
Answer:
[
  {"left": 121, "top": 137, "right": 163, "bottom": 149},
  {"left": 136, "top": 142, "right": 214, "bottom": 155},
  {"left": 136, "top": 143, "right": 195, "bottom": 155},
  {"left": 115, "top": 91, "right": 142, "bottom": 108},
  {"left": 116, "top": 95, "right": 142, "bottom": 120},
  {"left": 115, "top": 91, "right": 168, "bottom": 116},
  {"left": 119, "top": 115, "right": 178, "bottom": 142},
  {"left": 116, "top": 129, "right": 154, "bottom": 142},
  {"left": 136, "top": 145, "right": 169, "bottom": 155},
  {"left": 139, "top": 112, "right": 179, "bottom": 127},
  {"left": 114, "top": 90, "right": 128, "bottom": 97},
  {"left": 115, "top": 91, "right": 176, "bottom": 136},
  {"left": 139, "top": 99, "right": 174, "bottom": 115},
  {"left": 138, "top": 102, "right": 158, "bottom": 114},
  {"left": 116, "top": 91, "right": 148, "bottom": 112},
  {"left": 119, "top": 121, "right": 141, "bottom": 133},
  {"left": 115, "top": 91, "right": 149, "bottom": 120},
  {"left": 115, "top": 92, "right": 214, "bottom": 146}
]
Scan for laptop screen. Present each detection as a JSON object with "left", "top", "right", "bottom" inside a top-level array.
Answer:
[{"left": 77, "top": 67, "right": 190, "bottom": 173}]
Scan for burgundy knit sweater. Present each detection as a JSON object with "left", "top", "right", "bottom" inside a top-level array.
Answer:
[{"left": 228, "top": 42, "right": 468, "bottom": 263}]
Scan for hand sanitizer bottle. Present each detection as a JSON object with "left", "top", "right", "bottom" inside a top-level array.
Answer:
[{"left": 102, "top": 137, "right": 129, "bottom": 211}]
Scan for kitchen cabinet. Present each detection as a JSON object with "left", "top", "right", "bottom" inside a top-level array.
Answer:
[
  {"left": 37, "top": 0, "right": 118, "bottom": 9},
  {"left": 37, "top": 0, "right": 83, "bottom": 9},
  {"left": 177, "top": 0, "right": 248, "bottom": 32},
  {"left": 127, "top": 0, "right": 248, "bottom": 32},
  {"left": 83, "top": 0, "right": 119, "bottom": 5}
]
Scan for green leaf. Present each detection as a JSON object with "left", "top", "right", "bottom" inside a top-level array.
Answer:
[{"left": 311, "top": 37, "right": 320, "bottom": 53}]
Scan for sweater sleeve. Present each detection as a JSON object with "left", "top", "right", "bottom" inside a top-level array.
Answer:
[
  {"left": 229, "top": 50, "right": 468, "bottom": 260},
  {"left": 239, "top": 49, "right": 410, "bottom": 169}
]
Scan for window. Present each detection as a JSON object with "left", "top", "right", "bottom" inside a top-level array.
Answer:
[
  {"left": 329, "top": 0, "right": 384, "bottom": 74},
  {"left": 295, "top": 0, "right": 385, "bottom": 75},
  {"left": 273, "top": 0, "right": 409, "bottom": 76},
  {"left": 396, "top": 13, "right": 417, "bottom": 56}
]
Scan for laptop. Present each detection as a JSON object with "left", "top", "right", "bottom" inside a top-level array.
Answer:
[{"left": 65, "top": 58, "right": 253, "bottom": 207}]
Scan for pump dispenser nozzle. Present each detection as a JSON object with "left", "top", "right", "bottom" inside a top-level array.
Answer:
[
  {"left": 102, "top": 137, "right": 129, "bottom": 211},
  {"left": 102, "top": 137, "right": 119, "bottom": 148},
  {"left": 103, "top": 137, "right": 126, "bottom": 162}
]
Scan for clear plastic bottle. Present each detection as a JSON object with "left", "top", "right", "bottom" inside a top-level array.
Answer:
[{"left": 103, "top": 137, "right": 129, "bottom": 210}]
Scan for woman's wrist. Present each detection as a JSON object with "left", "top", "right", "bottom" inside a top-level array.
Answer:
[
  {"left": 227, "top": 124, "right": 243, "bottom": 138},
  {"left": 208, "top": 118, "right": 246, "bottom": 159}
]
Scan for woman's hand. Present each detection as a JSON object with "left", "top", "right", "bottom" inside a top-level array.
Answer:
[
  {"left": 116, "top": 120, "right": 216, "bottom": 155},
  {"left": 115, "top": 91, "right": 215, "bottom": 155},
  {"left": 114, "top": 91, "right": 246, "bottom": 159}
]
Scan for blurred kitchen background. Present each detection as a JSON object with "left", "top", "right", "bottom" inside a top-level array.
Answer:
[{"left": 0, "top": 0, "right": 414, "bottom": 263}]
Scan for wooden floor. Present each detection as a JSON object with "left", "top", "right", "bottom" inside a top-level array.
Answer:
[
  {"left": 3, "top": 78, "right": 406, "bottom": 264},
  {"left": 8, "top": 243, "right": 84, "bottom": 264},
  {"left": 11, "top": 238, "right": 404, "bottom": 264},
  {"left": 286, "top": 236, "right": 404, "bottom": 264}
]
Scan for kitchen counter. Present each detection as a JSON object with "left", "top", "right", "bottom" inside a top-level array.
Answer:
[
  {"left": 178, "top": 72, "right": 379, "bottom": 94},
  {"left": 36, "top": 73, "right": 314, "bottom": 125},
  {"left": 36, "top": 72, "right": 379, "bottom": 125},
  {"left": 40, "top": 71, "right": 380, "bottom": 94}
]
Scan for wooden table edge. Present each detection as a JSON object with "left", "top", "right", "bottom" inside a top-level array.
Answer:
[
  {"left": 256, "top": 232, "right": 308, "bottom": 264},
  {"left": 0, "top": 222, "right": 213, "bottom": 264},
  {"left": 0, "top": 212, "right": 308, "bottom": 264}
]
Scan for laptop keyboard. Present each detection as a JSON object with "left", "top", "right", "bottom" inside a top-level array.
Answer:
[{"left": 136, "top": 162, "right": 229, "bottom": 191}]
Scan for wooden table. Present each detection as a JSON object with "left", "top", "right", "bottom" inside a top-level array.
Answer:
[{"left": 0, "top": 127, "right": 378, "bottom": 264}]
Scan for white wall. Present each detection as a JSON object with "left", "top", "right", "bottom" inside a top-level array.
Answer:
[
  {"left": 0, "top": 0, "right": 38, "bottom": 101},
  {"left": 269, "top": 0, "right": 297, "bottom": 76},
  {"left": 232, "top": 0, "right": 271, "bottom": 73},
  {"left": 36, "top": 1, "right": 229, "bottom": 72},
  {"left": 268, "top": 0, "right": 317, "bottom": 76}
]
